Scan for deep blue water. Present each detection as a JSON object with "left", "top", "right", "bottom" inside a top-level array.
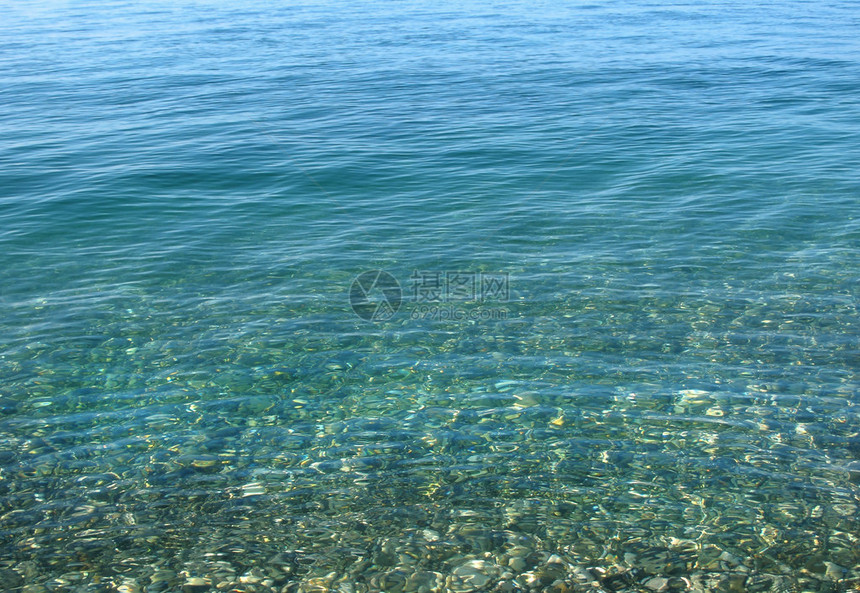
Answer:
[{"left": 1, "top": 1, "right": 858, "bottom": 591}]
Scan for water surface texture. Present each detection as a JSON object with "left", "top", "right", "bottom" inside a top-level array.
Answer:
[{"left": 1, "top": 1, "right": 859, "bottom": 592}]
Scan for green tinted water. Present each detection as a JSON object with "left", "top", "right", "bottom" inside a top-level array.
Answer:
[{"left": 1, "top": 1, "right": 858, "bottom": 591}]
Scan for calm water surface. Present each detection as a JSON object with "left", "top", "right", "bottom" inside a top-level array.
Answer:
[{"left": 1, "top": 1, "right": 858, "bottom": 591}]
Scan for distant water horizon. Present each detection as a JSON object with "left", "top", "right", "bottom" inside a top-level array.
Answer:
[{"left": 1, "top": 1, "right": 858, "bottom": 592}]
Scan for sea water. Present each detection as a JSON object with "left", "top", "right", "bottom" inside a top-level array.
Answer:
[{"left": 1, "top": 1, "right": 858, "bottom": 591}]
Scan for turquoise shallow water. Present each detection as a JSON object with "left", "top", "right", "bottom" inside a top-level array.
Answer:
[{"left": 1, "top": 1, "right": 859, "bottom": 591}]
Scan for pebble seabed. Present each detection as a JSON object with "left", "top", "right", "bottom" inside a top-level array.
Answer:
[
  {"left": 1, "top": 317, "right": 858, "bottom": 593},
  {"left": 2, "top": 415, "right": 859, "bottom": 593},
  {"left": 3, "top": 505, "right": 860, "bottom": 593}
]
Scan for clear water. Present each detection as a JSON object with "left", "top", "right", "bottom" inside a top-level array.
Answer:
[{"left": 1, "top": 1, "right": 858, "bottom": 591}]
